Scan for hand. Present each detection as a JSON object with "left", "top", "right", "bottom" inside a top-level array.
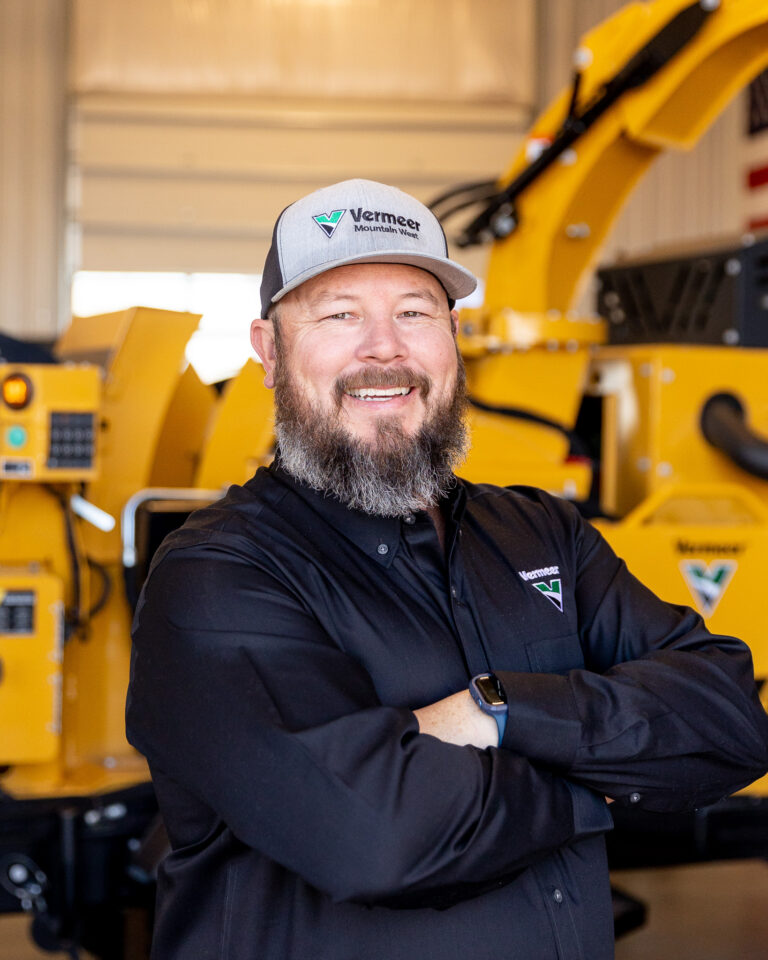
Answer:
[{"left": 414, "top": 690, "right": 499, "bottom": 749}]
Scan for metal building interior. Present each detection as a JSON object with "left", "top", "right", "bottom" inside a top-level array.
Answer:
[{"left": 2, "top": 0, "right": 768, "bottom": 956}]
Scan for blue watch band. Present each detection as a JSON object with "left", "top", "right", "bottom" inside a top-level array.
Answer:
[{"left": 493, "top": 709, "right": 507, "bottom": 746}]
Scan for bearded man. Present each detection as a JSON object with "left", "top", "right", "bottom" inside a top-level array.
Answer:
[{"left": 127, "top": 180, "right": 768, "bottom": 960}]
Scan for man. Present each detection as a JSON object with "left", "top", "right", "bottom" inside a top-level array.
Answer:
[{"left": 127, "top": 179, "right": 768, "bottom": 959}]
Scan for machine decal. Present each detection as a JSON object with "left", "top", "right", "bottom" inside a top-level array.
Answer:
[
  {"left": 676, "top": 540, "right": 744, "bottom": 556},
  {"left": 531, "top": 579, "right": 564, "bottom": 613},
  {"left": 679, "top": 560, "right": 737, "bottom": 616},
  {"left": 312, "top": 209, "right": 346, "bottom": 238}
]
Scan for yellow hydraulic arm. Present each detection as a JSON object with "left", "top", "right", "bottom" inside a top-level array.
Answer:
[{"left": 470, "top": 0, "right": 768, "bottom": 318}]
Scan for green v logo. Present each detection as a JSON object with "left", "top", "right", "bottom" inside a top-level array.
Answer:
[
  {"left": 313, "top": 209, "right": 346, "bottom": 238},
  {"left": 532, "top": 578, "right": 563, "bottom": 613},
  {"left": 680, "top": 560, "right": 736, "bottom": 616}
]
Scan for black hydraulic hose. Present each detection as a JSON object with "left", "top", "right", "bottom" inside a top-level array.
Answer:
[
  {"left": 428, "top": 179, "right": 498, "bottom": 216},
  {"left": 468, "top": 395, "right": 591, "bottom": 459},
  {"left": 701, "top": 392, "right": 768, "bottom": 480},
  {"left": 457, "top": 0, "right": 717, "bottom": 247},
  {"left": 45, "top": 486, "right": 81, "bottom": 641},
  {"left": 427, "top": 180, "right": 500, "bottom": 229}
]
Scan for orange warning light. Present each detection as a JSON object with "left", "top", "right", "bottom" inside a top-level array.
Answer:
[{"left": 2, "top": 373, "right": 33, "bottom": 410}]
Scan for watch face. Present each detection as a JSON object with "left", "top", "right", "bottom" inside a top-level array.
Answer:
[{"left": 475, "top": 674, "right": 506, "bottom": 706}]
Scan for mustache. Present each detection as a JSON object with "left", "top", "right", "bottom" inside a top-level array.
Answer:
[{"left": 333, "top": 367, "right": 432, "bottom": 407}]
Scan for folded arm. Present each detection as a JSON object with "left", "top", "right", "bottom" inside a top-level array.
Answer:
[
  {"left": 128, "top": 548, "right": 610, "bottom": 909},
  {"left": 417, "top": 510, "right": 768, "bottom": 812}
]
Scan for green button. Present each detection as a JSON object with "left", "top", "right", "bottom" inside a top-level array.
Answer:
[{"left": 6, "top": 426, "right": 27, "bottom": 449}]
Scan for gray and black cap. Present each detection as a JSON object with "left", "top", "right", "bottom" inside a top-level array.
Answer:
[{"left": 259, "top": 178, "right": 477, "bottom": 317}]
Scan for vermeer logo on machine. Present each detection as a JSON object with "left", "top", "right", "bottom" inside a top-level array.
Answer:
[
  {"left": 679, "top": 560, "right": 737, "bottom": 616},
  {"left": 313, "top": 210, "right": 346, "bottom": 238}
]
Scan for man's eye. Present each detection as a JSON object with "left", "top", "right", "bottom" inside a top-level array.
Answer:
[
  {"left": 400, "top": 310, "right": 426, "bottom": 318},
  {"left": 324, "top": 312, "right": 354, "bottom": 320}
]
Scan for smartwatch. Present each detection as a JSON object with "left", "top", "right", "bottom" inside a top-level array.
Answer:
[{"left": 469, "top": 673, "right": 508, "bottom": 746}]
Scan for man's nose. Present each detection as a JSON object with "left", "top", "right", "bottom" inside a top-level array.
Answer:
[{"left": 355, "top": 314, "right": 408, "bottom": 363}]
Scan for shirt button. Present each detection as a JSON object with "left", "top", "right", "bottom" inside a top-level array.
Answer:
[
  {"left": 553, "top": 888, "right": 563, "bottom": 904},
  {"left": 377, "top": 543, "right": 389, "bottom": 556},
  {"left": 403, "top": 515, "right": 416, "bottom": 525},
  {"left": 450, "top": 586, "right": 458, "bottom": 597},
  {"left": 629, "top": 791, "right": 641, "bottom": 804}
]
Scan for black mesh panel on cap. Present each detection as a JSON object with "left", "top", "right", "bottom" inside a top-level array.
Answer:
[{"left": 260, "top": 208, "right": 288, "bottom": 318}]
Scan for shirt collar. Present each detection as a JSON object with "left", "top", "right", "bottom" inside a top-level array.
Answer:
[{"left": 267, "top": 460, "right": 466, "bottom": 567}]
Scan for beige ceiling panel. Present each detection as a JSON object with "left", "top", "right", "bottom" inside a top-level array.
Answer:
[
  {"left": 72, "top": 0, "right": 534, "bottom": 106},
  {"left": 75, "top": 94, "right": 529, "bottom": 129},
  {"left": 75, "top": 117, "right": 519, "bottom": 182},
  {"left": 80, "top": 230, "right": 272, "bottom": 274},
  {"left": 79, "top": 226, "right": 489, "bottom": 282},
  {"left": 79, "top": 176, "right": 470, "bottom": 231}
]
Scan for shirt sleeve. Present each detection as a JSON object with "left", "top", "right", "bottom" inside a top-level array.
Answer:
[
  {"left": 498, "top": 500, "right": 768, "bottom": 812},
  {"left": 127, "top": 541, "right": 611, "bottom": 908}
]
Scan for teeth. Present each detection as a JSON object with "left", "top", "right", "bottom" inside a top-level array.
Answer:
[{"left": 347, "top": 386, "right": 411, "bottom": 401}]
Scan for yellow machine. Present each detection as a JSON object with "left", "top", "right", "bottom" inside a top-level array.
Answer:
[{"left": 3, "top": 0, "right": 768, "bottom": 953}]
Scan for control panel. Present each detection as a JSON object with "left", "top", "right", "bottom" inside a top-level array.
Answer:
[{"left": 0, "top": 364, "right": 101, "bottom": 481}]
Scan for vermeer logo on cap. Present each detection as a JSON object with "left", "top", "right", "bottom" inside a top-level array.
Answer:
[{"left": 313, "top": 210, "right": 346, "bottom": 238}]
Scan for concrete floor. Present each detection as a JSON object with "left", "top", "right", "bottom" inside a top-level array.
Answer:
[
  {"left": 1, "top": 860, "right": 768, "bottom": 958},
  {"left": 613, "top": 860, "right": 768, "bottom": 960}
]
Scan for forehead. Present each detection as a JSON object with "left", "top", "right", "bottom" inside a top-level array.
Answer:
[{"left": 281, "top": 262, "right": 449, "bottom": 310}]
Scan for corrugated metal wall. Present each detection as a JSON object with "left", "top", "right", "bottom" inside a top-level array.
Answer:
[{"left": 0, "top": 0, "right": 68, "bottom": 340}]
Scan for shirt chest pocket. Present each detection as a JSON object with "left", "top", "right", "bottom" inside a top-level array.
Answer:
[{"left": 524, "top": 631, "right": 584, "bottom": 675}]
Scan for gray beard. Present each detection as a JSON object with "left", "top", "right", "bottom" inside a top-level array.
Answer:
[{"left": 274, "top": 361, "right": 469, "bottom": 517}]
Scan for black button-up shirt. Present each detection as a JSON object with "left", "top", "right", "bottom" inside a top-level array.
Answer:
[{"left": 127, "top": 464, "right": 768, "bottom": 960}]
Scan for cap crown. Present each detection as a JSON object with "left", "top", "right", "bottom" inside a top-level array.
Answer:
[{"left": 260, "top": 179, "right": 476, "bottom": 316}]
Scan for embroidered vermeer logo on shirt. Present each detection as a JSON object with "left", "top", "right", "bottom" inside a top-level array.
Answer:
[
  {"left": 680, "top": 560, "right": 736, "bottom": 616},
  {"left": 532, "top": 579, "right": 564, "bottom": 613},
  {"left": 519, "top": 566, "right": 564, "bottom": 613},
  {"left": 313, "top": 209, "right": 346, "bottom": 238}
]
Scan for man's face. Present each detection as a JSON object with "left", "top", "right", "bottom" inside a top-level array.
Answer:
[
  {"left": 251, "top": 262, "right": 468, "bottom": 515},
  {"left": 255, "top": 262, "right": 460, "bottom": 444}
]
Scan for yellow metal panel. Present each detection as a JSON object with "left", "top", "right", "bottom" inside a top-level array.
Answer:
[
  {"left": 75, "top": 307, "right": 200, "bottom": 563},
  {"left": 196, "top": 359, "right": 274, "bottom": 489},
  {"left": 596, "top": 484, "right": 768, "bottom": 678},
  {"left": 56, "top": 310, "right": 132, "bottom": 363},
  {"left": 150, "top": 365, "right": 217, "bottom": 487},
  {"left": 60, "top": 568, "right": 146, "bottom": 786},
  {"left": 596, "top": 346, "right": 768, "bottom": 516},
  {"left": 0, "top": 484, "right": 88, "bottom": 618},
  {"left": 464, "top": 348, "right": 594, "bottom": 465},
  {"left": 459, "top": 442, "right": 592, "bottom": 499},
  {"left": 0, "top": 570, "right": 63, "bottom": 764}
]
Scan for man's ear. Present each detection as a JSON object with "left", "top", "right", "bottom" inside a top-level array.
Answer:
[
  {"left": 450, "top": 309, "right": 459, "bottom": 337},
  {"left": 250, "top": 318, "right": 277, "bottom": 389}
]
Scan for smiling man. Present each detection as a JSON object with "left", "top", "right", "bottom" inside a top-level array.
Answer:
[
  {"left": 127, "top": 180, "right": 768, "bottom": 960},
  {"left": 254, "top": 261, "right": 469, "bottom": 521}
]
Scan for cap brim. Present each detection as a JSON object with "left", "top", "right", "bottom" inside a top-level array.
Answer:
[{"left": 270, "top": 251, "right": 477, "bottom": 306}]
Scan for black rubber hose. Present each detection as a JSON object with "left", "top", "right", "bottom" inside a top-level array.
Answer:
[
  {"left": 467, "top": 395, "right": 591, "bottom": 459},
  {"left": 700, "top": 392, "right": 768, "bottom": 480}
]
